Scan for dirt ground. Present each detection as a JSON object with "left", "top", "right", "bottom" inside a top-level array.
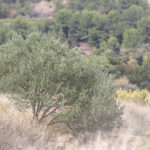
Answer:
[{"left": 33, "top": 0, "right": 55, "bottom": 17}]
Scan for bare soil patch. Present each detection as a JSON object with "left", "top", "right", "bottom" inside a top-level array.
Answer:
[
  {"left": 75, "top": 42, "right": 93, "bottom": 56},
  {"left": 33, "top": 0, "right": 55, "bottom": 18}
]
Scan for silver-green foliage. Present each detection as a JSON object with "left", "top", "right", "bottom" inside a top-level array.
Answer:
[{"left": 0, "top": 32, "right": 122, "bottom": 131}]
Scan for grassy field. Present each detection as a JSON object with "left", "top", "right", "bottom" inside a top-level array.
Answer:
[
  {"left": 0, "top": 18, "right": 48, "bottom": 23},
  {"left": 0, "top": 94, "right": 150, "bottom": 150}
]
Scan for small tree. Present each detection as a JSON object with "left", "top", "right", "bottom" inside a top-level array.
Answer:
[
  {"left": 122, "top": 5, "right": 144, "bottom": 27},
  {"left": 88, "top": 28, "right": 100, "bottom": 48},
  {"left": 54, "top": 0, "right": 63, "bottom": 12},
  {"left": 0, "top": 32, "right": 122, "bottom": 132},
  {"left": 0, "top": 2, "right": 8, "bottom": 18},
  {"left": 138, "top": 16, "right": 150, "bottom": 43},
  {"left": 67, "top": 0, "right": 84, "bottom": 11},
  {"left": 68, "top": 12, "right": 81, "bottom": 41},
  {"left": 122, "top": 28, "right": 143, "bottom": 48},
  {"left": 107, "top": 36, "right": 120, "bottom": 53},
  {"left": 108, "top": 10, "right": 121, "bottom": 25},
  {"left": 55, "top": 9, "right": 72, "bottom": 38}
]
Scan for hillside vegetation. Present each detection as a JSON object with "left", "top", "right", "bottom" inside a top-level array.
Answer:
[
  {"left": 0, "top": 0, "right": 150, "bottom": 150},
  {"left": 0, "top": 0, "right": 150, "bottom": 90}
]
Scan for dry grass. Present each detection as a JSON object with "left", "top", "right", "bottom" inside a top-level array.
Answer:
[
  {"left": 115, "top": 76, "right": 138, "bottom": 90},
  {"left": 0, "top": 94, "right": 150, "bottom": 150},
  {"left": 33, "top": 0, "right": 55, "bottom": 18}
]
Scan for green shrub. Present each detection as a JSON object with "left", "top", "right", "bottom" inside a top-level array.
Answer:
[{"left": 0, "top": 32, "right": 122, "bottom": 132}]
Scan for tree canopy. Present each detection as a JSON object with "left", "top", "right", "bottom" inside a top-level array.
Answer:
[{"left": 0, "top": 32, "right": 122, "bottom": 132}]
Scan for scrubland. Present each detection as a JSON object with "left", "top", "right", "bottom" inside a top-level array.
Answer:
[{"left": 0, "top": 93, "right": 150, "bottom": 150}]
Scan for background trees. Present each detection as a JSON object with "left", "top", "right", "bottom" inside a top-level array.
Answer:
[
  {"left": 67, "top": 0, "right": 85, "bottom": 11},
  {"left": 11, "top": 16, "right": 33, "bottom": 38},
  {"left": 117, "top": 0, "right": 147, "bottom": 9},
  {"left": 0, "top": 1, "right": 8, "bottom": 18},
  {"left": 54, "top": 0, "right": 63, "bottom": 11},
  {"left": 55, "top": 9, "right": 72, "bottom": 38}
]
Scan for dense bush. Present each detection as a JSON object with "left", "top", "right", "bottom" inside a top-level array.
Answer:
[
  {"left": 0, "top": 32, "right": 122, "bottom": 132},
  {"left": 122, "top": 28, "right": 143, "bottom": 48}
]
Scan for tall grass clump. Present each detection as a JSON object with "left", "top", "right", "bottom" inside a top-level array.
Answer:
[{"left": 117, "top": 89, "right": 150, "bottom": 105}]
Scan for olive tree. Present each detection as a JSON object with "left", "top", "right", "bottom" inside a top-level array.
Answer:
[{"left": 0, "top": 32, "right": 122, "bottom": 132}]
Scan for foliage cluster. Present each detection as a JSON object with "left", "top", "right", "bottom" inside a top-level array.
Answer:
[
  {"left": 0, "top": 32, "right": 122, "bottom": 132},
  {"left": 0, "top": 0, "right": 147, "bottom": 19},
  {"left": 53, "top": 6, "right": 150, "bottom": 90},
  {"left": 67, "top": 0, "right": 147, "bottom": 12},
  {"left": 0, "top": 16, "right": 52, "bottom": 44}
]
